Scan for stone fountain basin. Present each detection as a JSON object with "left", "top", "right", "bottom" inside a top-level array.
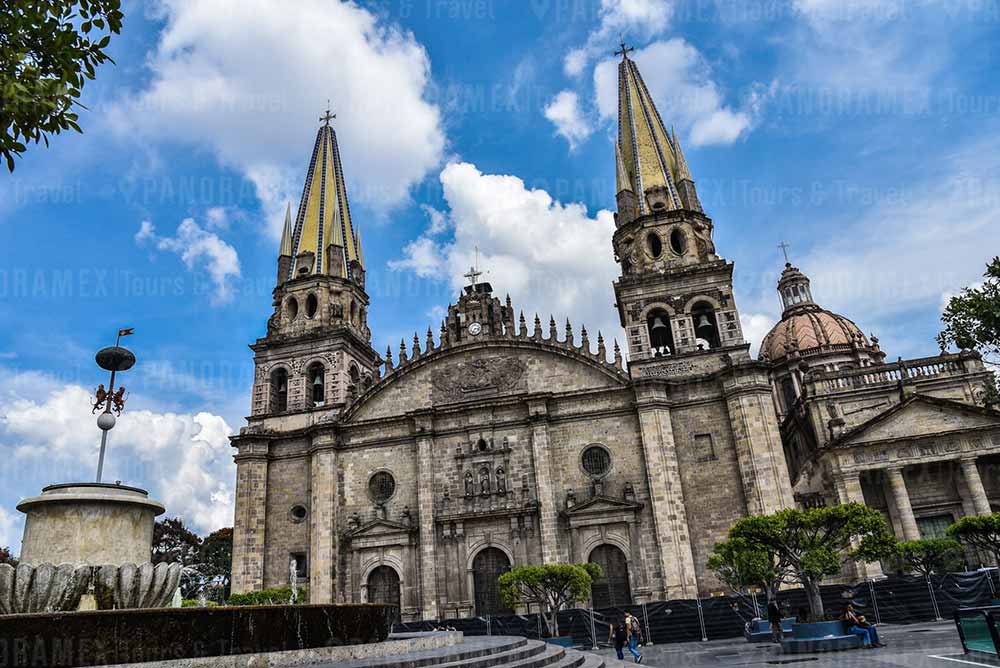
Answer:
[
  {"left": 0, "top": 603, "right": 396, "bottom": 667},
  {"left": 0, "top": 562, "right": 182, "bottom": 614}
]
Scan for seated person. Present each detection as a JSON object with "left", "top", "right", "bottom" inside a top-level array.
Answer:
[{"left": 841, "top": 604, "right": 884, "bottom": 648}]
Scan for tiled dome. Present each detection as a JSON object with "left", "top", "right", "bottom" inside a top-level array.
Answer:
[{"left": 760, "top": 305, "right": 870, "bottom": 362}]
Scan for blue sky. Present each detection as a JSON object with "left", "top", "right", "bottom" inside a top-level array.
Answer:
[{"left": 2, "top": 0, "right": 999, "bottom": 548}]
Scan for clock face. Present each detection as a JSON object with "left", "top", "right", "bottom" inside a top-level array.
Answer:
[{"left": 468, "top": 322, "right": 483, "bottom": 336}]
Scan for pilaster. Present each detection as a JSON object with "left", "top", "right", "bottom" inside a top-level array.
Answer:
[
  {"left": 633, "top": 382, "right": 698, "bottom": 598},
  {"left": 230, "top": 440, "right": 269, "bottom": 594},
  {"left": 309, "top": 437, "right": 338, "bottom": 603},
  {"left": 527, "top": 397, "right": 563, "bottom": 564},
  {"left": 412, "top": 412, "right": 440, "bottom": 620}
]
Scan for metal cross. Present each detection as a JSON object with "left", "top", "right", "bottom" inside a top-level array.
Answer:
[
  {"left": 778, "top": 241, "right": 791, "bottom": 263},
  {"left": 320, "top": 101, "right": 336, "bottom": 126},
  {"left": 615, "top": 36, "right": 634, "bottom": 59},
  {"left": 464, "top": 245, "right": 483, "bottom": 286}
]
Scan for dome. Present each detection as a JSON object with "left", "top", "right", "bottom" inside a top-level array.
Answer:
[{"left": 760, "top": 304, "right": 870, "bottom": 362}]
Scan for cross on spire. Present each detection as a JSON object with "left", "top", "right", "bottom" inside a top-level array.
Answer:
[
  {"left": 778, "top": 241, "right": 791, "bottom": 264},
  {"left": 615, "top": 36, "right": 634, "bottom": 60},
  {"left": 319, "top": 100, "right": 336, "bottom": 127},
  {"left": 463, "top": 245, "right": 483, "bottom": 286}
]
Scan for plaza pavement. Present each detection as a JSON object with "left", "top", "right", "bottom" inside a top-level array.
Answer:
[{"left": 585, "top": 620, "right": 999, "bottom": 667}]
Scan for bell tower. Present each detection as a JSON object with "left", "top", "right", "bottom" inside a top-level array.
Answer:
[
  {"left": 248, "top": 109, "right": 379, "bottom": 417},
  {"left": 611, "top": 46, "right": 745, "bottom": 370}
]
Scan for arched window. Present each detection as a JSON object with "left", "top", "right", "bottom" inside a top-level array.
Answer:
[
  {"left": 348, "top": 363, "right": 361, "bottom": 399},
  {"left": 367, "top": 566, "right": 401, "bottom": 623},
  {"left": 646, "top": 308, "right": 674, "bottom": 356},
  {"left": 691, "top": 301, "right": 721, "bottom": 350},
  {"left": 270, "top": 368, "right": 288, "bottom": 413},
  {"left": 350, "top": 300, "right": 358, "bottom": 324},
  {"left": 670, "top": 227, "right": 686, "bottom": 255},
  {"left": 286, "top": 296, "right": 299, "bottom": 320},
  {"left": 307, "top": 362, "right": 325, "bottom": 406},
  {"left": 590, "top": 544, "right": 632, "bottom": 609},
  {"left": 472, "top": 548, "right": 513, "bottom": 616},
  {"left": 646, "top": 232, "right": 663, "bottom": 258},
  {"left": 305, "top": 293, "right": 318, "bottom": 318}
]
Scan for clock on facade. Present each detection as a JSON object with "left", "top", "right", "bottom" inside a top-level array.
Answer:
[{"left": 468, "top": 322, "right": 483, "bottom": 336}]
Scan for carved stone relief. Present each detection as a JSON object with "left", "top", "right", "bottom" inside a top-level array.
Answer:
[{"left": 431, "top": 356, "right": 527, "bottom": 404}]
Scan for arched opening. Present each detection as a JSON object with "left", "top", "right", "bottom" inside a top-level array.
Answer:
[
  {"left": 367, "top": 566, "right": 401, "bottom": 622},
  {"left": 286, "top": 296, "right": 299, "bottom": 320},
  {"left": 589, "top": 544, "right": 632, "bottom": 609},
  {"left": 270, "top": 368, "right": 288, "bottom": 413},
  {"left": 646, "top": 232, "right": 662, "bottom": 258},
  {"left": 305, "top": 293, "right": 318, "bottom": 318},
  {"left": 691, "top": 301, "right": 721, "bottom": 350},
  {"left": 307, "top": 362, "right": 325, "bottom": 406},
  {"left": 646, "top": 308, "right": 674, "bottom": 356},
  {"left": 350, "top": 300, "right": 358, "bottom": 324},
  {"left": 348, "top": 363, "right": 361, "bottom": 399},
  {"left": 472, "top": 547, "right": 513, "bottom": 617},
  {"left": 670, "top": 227, "right": 686, "bottom": 255}
]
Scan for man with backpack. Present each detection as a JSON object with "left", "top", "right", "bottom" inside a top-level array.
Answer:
[{"left": 624, "top": 611, "right": 643, "bottom": 663}]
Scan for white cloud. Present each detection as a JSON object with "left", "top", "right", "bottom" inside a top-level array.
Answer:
[
  {"left": 108, "top": 0, "right": 445, "bottom": 237},
  {"left": 205, "top": 206, "right": 228, "bottom": 230},
  {"left": 564, "top": 0, "right": 673, "bottom": 77},
  {"left": 595, "top": 39, "right": 753, "bottom": 147},
  {"left": 0, "top": 367, "right": 235, "bottom": 538},
  {"left": 544, "top": 91, "right": 593, "bottom": 150},
  {"left": 136, "top": 218, "right": 241, "bottom": 302},
  {"left": 740, "top": 313, "right": 777, "bottom": 358},
  {"left": 390, "top": 162, "right": 624, "bottom": 348},
  {"left": 0, "top": 508, "right": 18, "bottom": 551}
]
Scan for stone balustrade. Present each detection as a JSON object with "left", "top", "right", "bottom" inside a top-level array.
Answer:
[{"left": 806, "top": 352, "right": 979, "bottom": 395}]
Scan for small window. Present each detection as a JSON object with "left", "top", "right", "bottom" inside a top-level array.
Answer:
[
  {"left": 670, "top": 228, "right": 685, "bottom": 255},
  {"left": 369, "top": 471, "right": 396, "bottom": 503},
  {"left": 305, "top": 293, "right": 318, "bottom": 318},
  {"left": 289, "top": 504, "right": 308, "bottom": 523},
  {"left": 916, "top": 514, "right": 954, "bottom": 540},
  {"left": 647, "top": 232, "right": 662, "bottom": 258},
  {"left": 287, "top": 297, "right": 299, "bottom": 319},
  {"left": 582, "top": 445, "right": 611, "bottom": 478},
  {"left": 477, "top": 438, "right": 489, "bottom": 452}
]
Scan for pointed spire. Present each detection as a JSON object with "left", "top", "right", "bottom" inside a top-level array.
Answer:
[
  {"left": 565, "top": 318, "right": 574, "bottom": 345},
  {"left": 385, "top": 345, "right": 394, "bottom": 371},
  {"left": 597, "top": 331, "right": 607, "bottom": 359},
  {"left": 617, "top": 50, "right": 685, "bottom": 214},
  {"left": 355, "top": 222, "right": 365, "bottom": 266},
  {"left": 426, "top": 326, "right": 434, "bottom": 352},
  {"left": 287, "top": 111, "right": 364, "bottom": 279},
  {"left": 398, "top": 339, "right": 408, "bottom": 364},
  {"left": 533, "top": 313, "right": 542, "bottom": 340},
  {"left": 440, "top": 321, "right": 449, "bottom": 347},
  {"left": 580, "top": 325, "right": 589, "bottom": 351},
  {"left": 549, "top": 316, "right": 558, "bottom": 341},
  {"left": 519, "top": 311, "right": 527, "bottom": 337},
  {"left": 614, "top": 340, "right": 623, "bottom": 367},
  {"left": 279, "top": 203, "right": 293, "bottom": 257},
  {"left": 671, "top": 126, "right": 693, "bottom": 182},
  {"left": 412, "top": 332, "right": 421, "bottom": 357}
]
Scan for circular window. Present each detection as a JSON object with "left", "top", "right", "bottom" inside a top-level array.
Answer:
[
  {"left": 289, "top": 504, "right": 308, "bottom": 523},
  {"left": 286, "top": 296, "right": 299, "bottom": 319},
  {"left": 582, "top": 446, "right": 611, "bottom": 478},
  {"left": 305, "top": 293, "right": 318, "bottom": 318},
  {"left": 670, "top": 228, "right": 686, "bottom": 255},
  {"left": 647, "top": 232, "right": 662, "bottom": 258},
  {"left": 369, "top": 471, "right": 396, "bottom": 503}
]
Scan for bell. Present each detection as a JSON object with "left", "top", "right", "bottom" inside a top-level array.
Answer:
[
  {"left": 696, "top": 314, "right": 712, "bottom": 330},
  {"left": 278, "top": 380, "right": 287, "bottom": 392},
  {"left": 651, "top": 316, "right": 669, "bottom": 331},
  {"left": 312, "top": 374, "right": 323, "bottom": 386}
]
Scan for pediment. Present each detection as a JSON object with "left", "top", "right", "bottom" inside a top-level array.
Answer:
[
  {"left": 346, "top": 518, "right": 415, "bottom": 539},
  {"left": 562, "top": 495, "right": 643, "bottom": 517},
  {"left": 836, "top": 395, "right": 1000, "bottom": 447}
]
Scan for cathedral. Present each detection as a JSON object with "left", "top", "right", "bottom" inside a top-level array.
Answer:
[{"left": 230, "top": 50, "right": 1000, "bottom": 620}]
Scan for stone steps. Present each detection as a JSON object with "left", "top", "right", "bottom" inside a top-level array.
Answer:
[{"left": 318, "top": 635, "right": 615, "bottom": 668}]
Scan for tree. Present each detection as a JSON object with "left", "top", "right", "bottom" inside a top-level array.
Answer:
[
  {"left": 498, "top": 563, "right": 602, "bottom": 638},
  {"left": 0, "top": 547, "right": 18, "bottom": 567},
  {"left": 153, "top": 517, "right": 202, "bottom": 565},
  {"left": 938, "top": 257, "right": 1000, "bottom": 406},
  {"left": 708, "top": 537, "right": 792, "bottom": 603},
  {"left": 728, "top": 504, "right": 896, "bottom": 620},
  {"left": 948, "top": 513, "right": 1000, "bottom": 565},
  {"left": 895, "top": 538, "right": 964, "bottom": 577},
  {"left": 1, "top": 1, "right": 124, "bottom": 171},
  {"left": 199, "top": 527, "right": 233, "bottom": 602}
]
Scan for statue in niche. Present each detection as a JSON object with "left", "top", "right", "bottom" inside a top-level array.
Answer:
[
  {"left": 479, "top": 467, "right": 491, "bottom": 496},
  {"left": 464, "top": 472, "right": 474, "bottom": 497},
  {"left": 495, "top": 467, "right": 506, "bottom": 494}
]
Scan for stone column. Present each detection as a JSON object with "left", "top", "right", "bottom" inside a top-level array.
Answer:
[
  {"left": 230, "top": 440, "right": 269, "bottom": 594},
  {"left": 412, "top": 413, "right": 440, "bottom": 620},
  {"left": 527, "top": 397, "right": 563, "bottom": 564},
  {"left": 961, "top": 458, "right": 993, "bottom": 516},
  {"left": 309, "top": 439, "right": 338, "bottom": 603},
  {"left": 634, "top": 382, "right": 698, "bottom": 598},
  {"left": 627, "top": 518, "right": 648, "bottom": 591},
  {"left": 724, "top": 367, "right": 795, "bottom": 515},
  {"left": 885, "top": 466, "right": 920, "bottom": 541},
  {"left": 833, "top": 471, "right": 884, "bottom": 580}
]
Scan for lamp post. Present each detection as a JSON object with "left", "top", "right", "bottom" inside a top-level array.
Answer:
[{"left": 92, "top": 328, "right": 135, "bottom": 483}]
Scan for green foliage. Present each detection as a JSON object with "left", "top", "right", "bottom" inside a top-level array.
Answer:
[
  {"left": 1, "top": 0, "right": 124, "bottom": 171},
  {"left": 0, "top": 547, "right": 18, "bottom": 567},
  {"left": 498, "top": 563, "right": 601, "bottom": 637},
  {"left": 152, "top": 519, "right": 233, "bottom": 602},
  {"left": 707, "top": 537, "right": 790, "bottom": 600},
  {"left": 938, "top": 257, "right": 1000, "bottom": 405},
  {"left": 227, "top": 586, "right": 308, "bottom": 606},
  {"left": 181, "top": 599, "right": 219, "bottom": 607},
  {"left": 948, "top": 513, "right": 1000, "bottom": 563},
  {"left": 199, "top": 528, "right": 234, "bottom": 602},
  {"left": 153, "top": 517, "right": 202, "bottom": 566},
  {"left": 727, "top": 503, "right": 895, "bottom": 620},
  {"left": 895, "top": 538, "right": 964, "bottom": 577}
]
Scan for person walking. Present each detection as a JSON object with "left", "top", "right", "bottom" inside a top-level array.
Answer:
[
  {"left": 609, "top": 621, "right": 628, "bottom": 661},
  {"left": 624, "top": 612, "right": 643, "bottom": 663},
  {"left": 767, "top": 599, "right": 784, "bottom": 644}
]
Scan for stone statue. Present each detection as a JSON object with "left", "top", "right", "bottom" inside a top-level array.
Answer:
[
  {"left": 479, "top": 467, "right": 491, "bottom": 496},
  {"left": 464, "top": 472, "right": 474, "bottom": 497},
  {"left": 495, "top": 467, "right": 506, "bottom": 494}
]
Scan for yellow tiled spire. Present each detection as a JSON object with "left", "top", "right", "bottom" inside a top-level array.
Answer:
[
  {"left": 278, "top": 202, "right": 293, "bottom": 256},
  {"left": 616, "top": 46, "right": 685, "bottom": 214},
  {"left": 287, "top": 110, "right": 364, "bottom": 279}
]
